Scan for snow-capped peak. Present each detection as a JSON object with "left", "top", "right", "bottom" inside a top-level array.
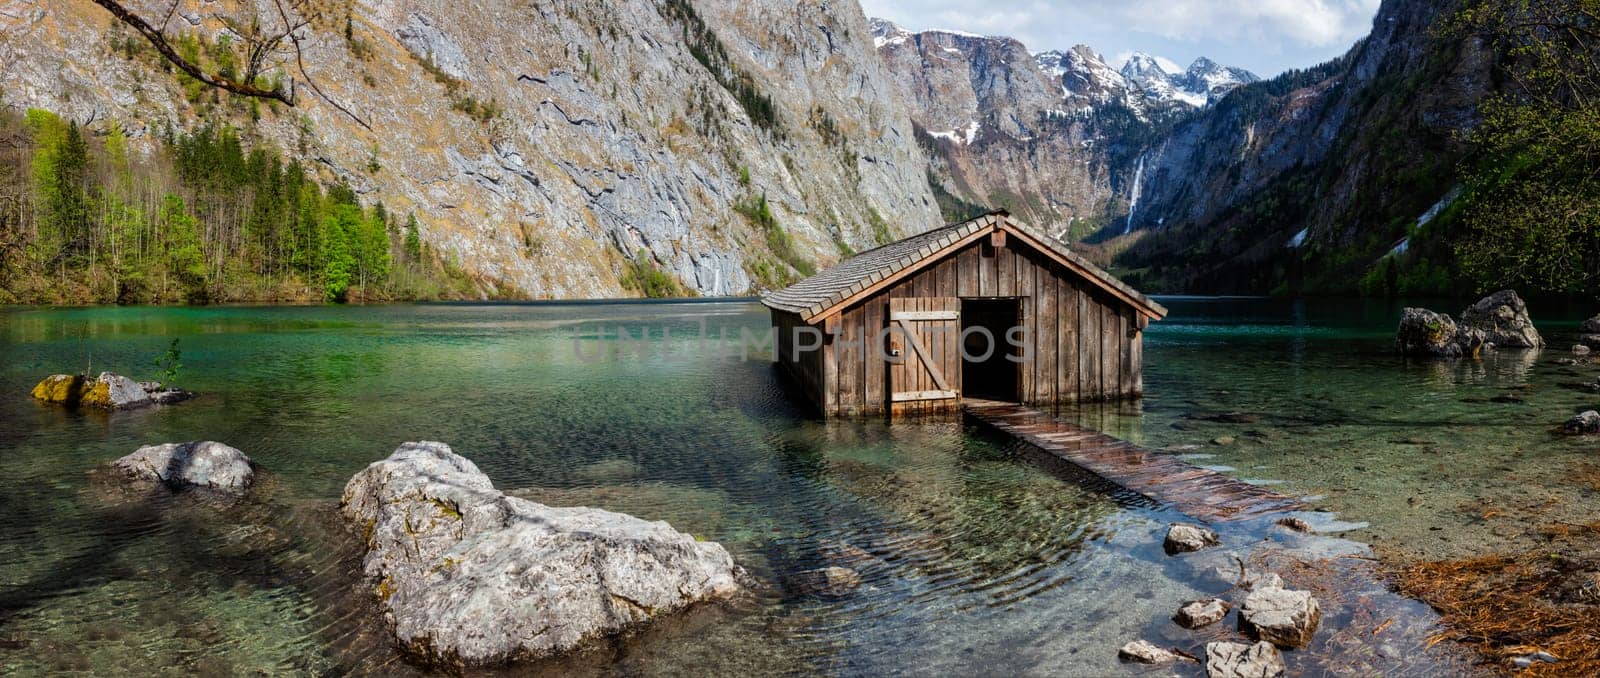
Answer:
[
  {"left": 1037, "top": 45, "right": 1127, "bottom": 105},
  {"left": 1115, "top": 51, "right": 1260, "bottom": 109},
  {"left": 1120, "top": 52, "right": 1170, "bottom": 81},
  {"left": 1178, "top": 57, "right": 1260, "bottom": 103},
  {"left": 869, "top": 18, "right": 912, "bottom": 49}
]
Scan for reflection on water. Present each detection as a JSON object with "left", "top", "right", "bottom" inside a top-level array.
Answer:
[{"left": 0, "top": 297, "right": 1582, "bottom": 674}]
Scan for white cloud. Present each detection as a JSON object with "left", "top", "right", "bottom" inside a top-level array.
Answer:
[{"left": 1119, "top": 0, "right": 1379, "bottom": 47}]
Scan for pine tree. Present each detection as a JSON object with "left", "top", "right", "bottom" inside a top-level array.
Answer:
[
  {"left": 321, "top": 203, "right": 360, "bottom": 301},
  {"left": 403, "top": 213, "right": 422, "bottom": 261}
]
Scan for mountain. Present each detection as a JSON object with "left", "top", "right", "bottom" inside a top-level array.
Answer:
[
  {"left": 1124, "top": 54, "right": 1261, "bottom": 108},
  {"left": 1111, "top": 0, "right": 1494, "bottom": 295},
  {"left": 1177, "top": 58, "right": 1261, "bottom": 105},
  {"left": 0, "top": 0, "right": 1521, "bottom": 303},
  {"left": 868, "top": 18, "right": 1257, "bottom": 244},
  {"left": 1, "top": 0, "right": 940, "bottom": 300},
  {"left": 1034, "top": 46, "right": 1133, "bottom": 111}
]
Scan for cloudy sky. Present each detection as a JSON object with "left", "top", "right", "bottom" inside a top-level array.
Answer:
[{"left": 858, "top": 0, "right": 1383, "bottom": 77}]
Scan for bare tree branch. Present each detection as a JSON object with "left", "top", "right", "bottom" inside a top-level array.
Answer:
[
  {"left": 91, "top": 0, "right": 294, "bottom": 104},
  {"left": 89, "top": 0, "right": 371, "bottom": 130}
]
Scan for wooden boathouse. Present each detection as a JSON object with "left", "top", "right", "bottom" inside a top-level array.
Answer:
[{"left": 762, "top": 211, "right": 1168, "bottom": 418}]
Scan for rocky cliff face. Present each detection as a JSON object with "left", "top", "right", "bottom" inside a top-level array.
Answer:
[
  {"left": 1115, "top": 0, "right": 1494, "bottom": 293},
  {"left": 868, "top": 18, "right": 1258, "bottom": 245},
  {"left": 1, "top": 0, "right": 940, "bottom": 297},
  {"left": 2, "top": 0, "right": 1490, "bottom": 300}
]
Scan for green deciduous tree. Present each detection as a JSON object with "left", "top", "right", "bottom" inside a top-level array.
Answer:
[{"left": 1449, "top": 0, "right": 1600, "bottom": 296}]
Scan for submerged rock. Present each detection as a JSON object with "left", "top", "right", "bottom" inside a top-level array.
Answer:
[
  {"left": 1275, "top": 517, "right": 1312, "bottom": 533},
  {"left": 1564, "top": 410, "right": 1600, "bottom": 435},
  {"left": 1240, "top": 584, "right": 1321, "bottom": 649},
  {"left": 1119, "top": 639, "right": 1183, "bottom": 664},
  {"left": 818, "top": 540, "right": 879, "bottom": 568},
  {"left": 1174, "top": 598, "right": 1231, "bottom": 629},
  {"left": 1165, "top": 523, "right": 1221, "bottom": 554},
  {"left": 1576, "top": 345, "right": 1593, "bottom": 356},
  {"left": 1458, "top": 290, "right": 1543, "bottom": 348},
  {"left": 30, "top": 372, "right": 195, "bottom": 410},
  {"left": 1205, "top": 641, "right": 1285, "bottom": 678},
  {"left": 341, "top": 442, "right": 741, "bottom": 667},
  {"left": 1248, "top": 572, "right": 1285, "bottom": 591},
  {"left": 1581, "top": 315, "right": 1600, "bottom": 348},
  {"left": 790, "top": 566, "right": 861, "bottom": 597},
  {"left": 110, "top": 441, "right": 255, "bottom": 494}
]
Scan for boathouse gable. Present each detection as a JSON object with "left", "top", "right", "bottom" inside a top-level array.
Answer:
[{"left": 762, "top": 212, "right": 1167, "bottom": 418}]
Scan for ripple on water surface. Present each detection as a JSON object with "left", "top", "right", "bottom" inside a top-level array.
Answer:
[{"left": 0, "top": 298, "right": 1573, "bottom": 674}]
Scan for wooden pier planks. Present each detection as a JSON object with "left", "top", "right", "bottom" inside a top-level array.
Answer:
[{"left": 964, "top": 399, "right": 1304, "bottom": 522}]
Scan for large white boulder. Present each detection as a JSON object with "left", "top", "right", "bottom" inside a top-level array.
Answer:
[
  {"left": 341, "top": 442, "right": 741, "bottom": 667},
  {"left": 111, "top": 441, "right": 255, "bottom": 494}
]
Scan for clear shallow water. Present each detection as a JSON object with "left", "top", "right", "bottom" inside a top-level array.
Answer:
[{"left": 0, "top": 297, "right": 1591, "bottom": 675}]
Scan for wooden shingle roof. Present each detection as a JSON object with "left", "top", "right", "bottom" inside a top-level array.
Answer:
[{"left": 761, "top": 211, "right": 1167, "bottom": 323}]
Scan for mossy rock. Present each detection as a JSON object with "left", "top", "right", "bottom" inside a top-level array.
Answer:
[
  {"left": 30, "top": 374, "right": 87, "bottom": 406},
  {"left": 29, "top": 372, "right": 176, "bottom": 410},
  {"left": 77, "top": 380, "right": 117, "bottom": 409}
]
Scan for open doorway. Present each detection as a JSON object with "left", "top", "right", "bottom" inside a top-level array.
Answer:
[{"left": 961, "top": 299, "right": 1021, "bottom": 402}]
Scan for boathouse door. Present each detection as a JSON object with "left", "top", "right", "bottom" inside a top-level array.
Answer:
[{"left": 887, "top": 297, "right": 962, "bottom": 418}]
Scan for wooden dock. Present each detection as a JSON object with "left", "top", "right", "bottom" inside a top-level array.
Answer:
[{"left": 964, "top": 399, "right": 1304, "bottom": 522}]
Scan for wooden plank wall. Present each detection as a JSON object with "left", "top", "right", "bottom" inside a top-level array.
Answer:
[{"left": 780, "top": 237, "right": 1146, "bottom": 417}]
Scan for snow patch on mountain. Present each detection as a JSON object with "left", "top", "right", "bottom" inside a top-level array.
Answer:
[
  {"left": 929, "top": 121, "right": 982, "bottom": 145},
  {"left": 1119, "top": 51, "right": 1258, "bottom": 109}
]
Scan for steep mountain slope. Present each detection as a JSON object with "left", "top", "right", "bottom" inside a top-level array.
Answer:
[
  {"left": 1114, "top": 0, "right": 1494, "bottom": 294},
  {"left": 868, "top": 18, "right": 1258, "bottom": 245},
  {"left": 0, "top": 0, "right": 940, "bottom": 298}
]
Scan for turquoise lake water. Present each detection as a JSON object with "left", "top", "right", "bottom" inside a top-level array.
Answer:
[{"left": 0, "top": 298, "right": 1595, "bottom": 675}]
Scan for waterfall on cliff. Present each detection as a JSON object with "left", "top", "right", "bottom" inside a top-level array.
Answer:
[{"left": 1124, "top": 154, "right": 1147, "bottom": 234}]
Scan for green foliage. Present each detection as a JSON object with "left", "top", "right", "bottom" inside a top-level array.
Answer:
[
  {"left": 1117, "top": 168, "right": 1321, "bottom": 294},
  {"left": 1446, "top": 0, "right": 1600, "bottom": 296},
  {"left": 661, "top": 0, "right": 784, "bottom": 137},
  {"left": 25, "top": 110, "right": 89, "bottom": 261},
  {"left": 619, "top": 250, "right": 690, "bottom": 298},
  {"left": 321, "top": 204, "right": 360, "bottom": 302},
  {"left": 867, "top": 207, "right": 893, "bottom": 247},
  {"left": 735, "top": 192, "right": 814, "bottom": 280},
  {"left": 451, "top": 96, "right": 501, "bottom": 125},
  {"left": 922, "top": 167, "right": 989, "bottom": 226},
  {"left": 404, "top": 213, "right": 423, "bottom": 261},
  {"left": 153, "top": 338, "right": 182, "bottom": 388},
  {"left": 160, "top": 193, "right": 209, "bottom": 302},
  {"left": 810, "top": 106, "right": 845, "bottom": 147},
  {"left": 404, "top": 45, "right": 499, "bottom": 125},
  {"left": 0, "top": 105, "right": 487, "bottom": 305}
]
